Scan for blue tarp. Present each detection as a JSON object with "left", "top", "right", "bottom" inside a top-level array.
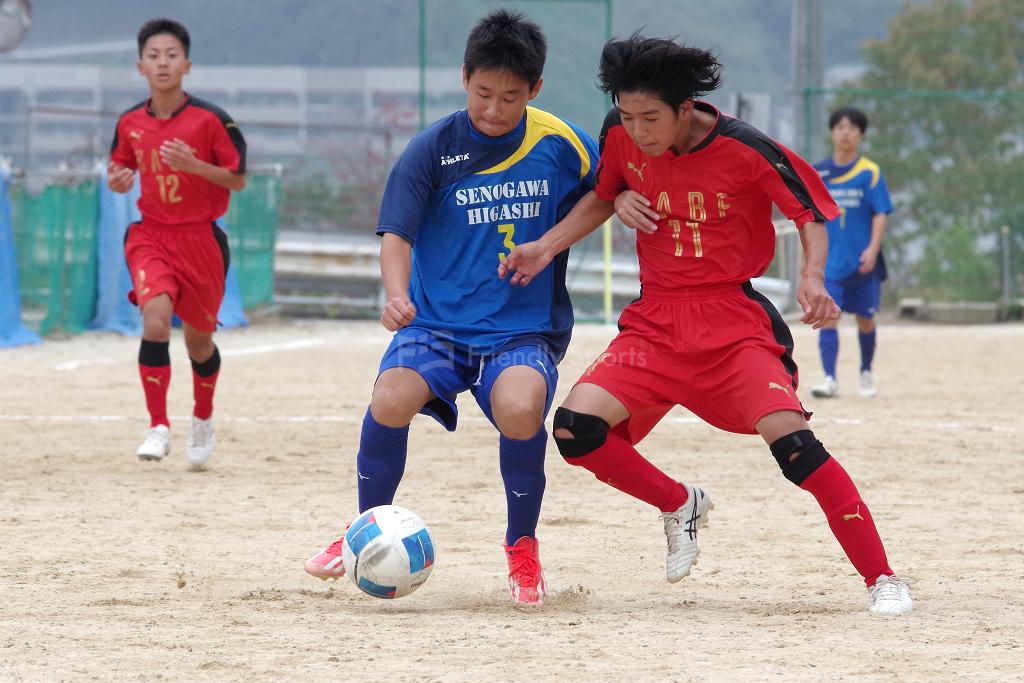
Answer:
[
  {"left": 92, "top": 170, "right": 247, "bottom": 333},
  {"left": 0, "top": 169, "right": 40, "bottom": 348}
]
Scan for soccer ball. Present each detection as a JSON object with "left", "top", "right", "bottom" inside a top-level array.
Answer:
[{"left": 342, "top": 505, "right": 435, "bottom": 599}]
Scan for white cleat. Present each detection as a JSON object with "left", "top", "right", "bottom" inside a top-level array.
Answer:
[
  {"left": 859, "top": 370, "right": 877, "bottom": 397},
  {"left": 811, "top": 375, "right": 839, "bottom": 398},
  {"left": 137, "top": 425, "right": 170, "bottom": 461},
  {"left": 187, "top": 416, "right": 215, "bottom": 469},
  {"left": 661, "top": 484, "right": 713, "bottom": 583},
  {"left": 869, "top": 574, "right": 913, "bottom": 615}
]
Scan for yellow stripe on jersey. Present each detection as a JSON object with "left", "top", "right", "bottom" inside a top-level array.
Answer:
[
  {"left": 830, "top": 156, "right": 881, "bottom": 188},
  {"left": 475, "top": 106, "right": 590, "bottom": 179}
]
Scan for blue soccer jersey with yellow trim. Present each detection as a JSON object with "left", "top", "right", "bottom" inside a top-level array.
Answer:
[
  {"left": 814, "top": 155, "right": 893, "bottom": 280},
  {"left": 376, "top": 106, "right": 598, "bottom": 359}
]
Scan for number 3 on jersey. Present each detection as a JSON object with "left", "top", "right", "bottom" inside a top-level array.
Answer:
[{"left": 497, "top": 223, "right": 516, "bottom": 262}]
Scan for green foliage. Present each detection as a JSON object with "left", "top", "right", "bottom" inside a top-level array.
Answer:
[{"left": 843, "top": 0, "right": 1024, "bottom": 301}]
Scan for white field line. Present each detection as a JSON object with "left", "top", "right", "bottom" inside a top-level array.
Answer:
[
  {"left": 0, "top": 413, "right": 1015, "bottom": 433},
  {"left": 53, "top": 338, "right": 329, "bottom": 371}
]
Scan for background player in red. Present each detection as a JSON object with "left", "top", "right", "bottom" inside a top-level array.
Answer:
[
  {"left": 500, "top": 34, "right": 913, "bottom": 615},
  {"left": 108, "top": 18, "right": 247, "bottom": 468}
]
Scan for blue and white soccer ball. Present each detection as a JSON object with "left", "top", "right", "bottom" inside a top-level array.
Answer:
[{"left": 342, "top": 505, "right": 435, "bottom": 599}]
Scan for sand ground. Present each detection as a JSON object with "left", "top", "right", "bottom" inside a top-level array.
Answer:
[{"left": 2, "top": 317, "right": 1022, "bottom": 682}]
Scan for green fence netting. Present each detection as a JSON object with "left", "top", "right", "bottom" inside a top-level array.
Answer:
[
  {"left": 11, "top": 179, "right": 99, "bottom": 336},
  {"left": 225, "top": 173, "right": 280, "bottom": 309}
]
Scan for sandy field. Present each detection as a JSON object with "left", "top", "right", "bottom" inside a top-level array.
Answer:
[{"left": 2, "top": 315, "right": 1023, "bottom": 682}]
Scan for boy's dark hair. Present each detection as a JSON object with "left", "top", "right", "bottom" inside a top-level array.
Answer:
[
  {"left": 599, "top": 33, "right": 722, "bottom": 111},
  {"left": 464, "top": 9, "right": 546, "bottom": 88},
  {"left": 138, "top": 18, "right": 191, "bottom": 58},
  {"left": 829, "top": 106, "right": 868, "bottom": 133}
]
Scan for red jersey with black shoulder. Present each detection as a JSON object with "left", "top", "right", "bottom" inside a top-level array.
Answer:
[
  {"left": 594, "top": 102, "right": 839, "bottom": 288},
  {"left": 109, "top": 94, "right": 246, "bottom": 225}
]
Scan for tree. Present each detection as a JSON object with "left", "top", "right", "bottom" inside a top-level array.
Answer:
[{"left": 840, "top": 0, "right": 1024, "bottom": 300}]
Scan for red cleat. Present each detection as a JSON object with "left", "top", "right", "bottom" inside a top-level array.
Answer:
[
  {"left": 304, "top": 535, "right": 346, "bottom": 580},
  {"left": 504, "top": 536, "right": 546, "bottom": 606}
]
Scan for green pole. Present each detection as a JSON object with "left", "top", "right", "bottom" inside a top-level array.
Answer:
[
  {"left": 418, "top": 0, "right": 426, "bottom": 131},
  {"left": 602, "top": 0, "right": 614, "bottom": 325}
]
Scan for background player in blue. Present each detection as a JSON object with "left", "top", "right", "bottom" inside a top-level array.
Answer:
[
  {"left": 304, "top": 10, "right": 598, "bottom": 606},
  {"left": 811, "top": 107, "right": 892, "bottom": 399}
]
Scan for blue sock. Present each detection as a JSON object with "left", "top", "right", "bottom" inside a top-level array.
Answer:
[
  {"left": 499, "top": 428, "right": 547, "bottom": 546},
  {"left": 356, "top": 408, "right": 409, "bottom": 513},
  {"left": 859, "top": 329, "right": 876, "bottom": 372},
  {"left": 819, "top": 328, "right": 839, "bottom": 378}
]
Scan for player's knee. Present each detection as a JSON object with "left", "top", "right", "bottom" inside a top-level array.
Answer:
[
  {"left": 769, "top": 429, "right": 831, "bottom": 485},
  {"left": 370, "top": 376, "right": 426, "bottom": 427},
  {"left": 492, "top": 391, "right": 545, "bottom": 439},
  {"left": 552, "top": 407, "right": 609, "bottom": 459}
]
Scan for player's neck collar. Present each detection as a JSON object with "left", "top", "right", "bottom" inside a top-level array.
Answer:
[
  {"left": 146, "top": 91, "right": 191, "bottom": 119},
  {"left": 464, "top": 109, "right": 526, "bottom": 145}
]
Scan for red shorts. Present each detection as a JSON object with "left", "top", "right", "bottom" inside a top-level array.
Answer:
[
  {"left": 577, "top": 282, "right": 810, "bottom": 442},
  {"left": 125, "top": 220, "right": 230, "bottom": 333}
]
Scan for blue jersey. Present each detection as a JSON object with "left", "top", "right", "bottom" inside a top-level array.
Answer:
[
  {"left": 376, "top": 106, "right": 598, "bottom": 360},
  {"left": 814, "top": 155, "right": 892, "bottom": 281}
]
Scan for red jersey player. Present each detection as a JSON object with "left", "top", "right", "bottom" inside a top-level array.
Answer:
[
  {"left": 108, "top": 19, "right": 247, "bottom": 469},
  {"left": 499, "top": 34, "right": 913, "bottom": 615}
]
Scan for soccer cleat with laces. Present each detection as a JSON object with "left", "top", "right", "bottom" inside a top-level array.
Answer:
[
  {"left": 504, "top": 536, "right": 546, "bottom": 605},
  {"left": 859, "top": 370, "right": 877, "bottom": 397},
  {"left": 137, "top": 424, "right": 170, "bottom": 461},
  {"left": 811, "top": 375, "right": 839, "bottom": 398},
  {"left": 868, "top": 574, "right": 913, "bottom": 615},
  {"left": 305, "top": 535, "right": 347, "bottom": 580},
  {"left": 661, "top": 484, "right": 713, "bottom": 583},
  {"left": 187, "top": 416, "right": 215, "bottom": 469}
]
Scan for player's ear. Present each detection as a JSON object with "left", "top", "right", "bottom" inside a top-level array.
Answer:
[
  {"left": 184, "top": 59, "right": 192, "bottom": 76},
  {"left": 677, "top": 99, "right": 694, "bottom": 121},
  {"left": 462, "top": 64, "right": 469, "bottom": 90},
  {"left": 136, "top": 60, "right": 145, "bottom": 77},
  {"left": 528, "top": 77, "right": 543, "bottom": 101}
]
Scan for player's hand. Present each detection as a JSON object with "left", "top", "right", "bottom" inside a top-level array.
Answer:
[
  {"left": 498, "top": 240, "right": 553, "bottom": 287},
  {"left": 797, "top": 275, "right": 840, "bottom": 329},
  {"left": 107, "top": 162, "right": 135, "bottom": 193},
  {"left": 381, "top": 297, "right": 416, "bottom": 331},
  {"left": 159, "top": 138, "right": 200, "bottom": 173},
  {"left": 614, "top": 190, "right": 659, "bottom": 234},
  {"left": 858, "top": 247, "right": 879, "bottom": 274}
]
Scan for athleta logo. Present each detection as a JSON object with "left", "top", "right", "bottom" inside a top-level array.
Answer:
[
  {"left": 843, "top": 505, "right": 864, "bottom": 522},
  {"left": 628, "top": 161, "right": 646, "bottom": 181},
  {"left": 768, "top": 381, "right": 791, "bottom": 396},
  {"left": 441, "top": 152, "right": 470, "bottom": 166}
]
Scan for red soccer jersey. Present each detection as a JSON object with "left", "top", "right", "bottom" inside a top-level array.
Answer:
[
  {"left": 594, "top": 102, "right": 839, "bottom": 288},
  {"left": 109, "top": 94, "right": 246, "bottom": 225}
]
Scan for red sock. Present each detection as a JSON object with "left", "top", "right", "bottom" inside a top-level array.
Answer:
[
  {"left": 191, "top": 347, "right": 221, "bottom": 421},
  {"left": 800, "top": 457, "right": 893, "bottom": 586},
  {"left": 565, "top": 430, "right": 688, "bottom": 512},
  {"left": 139, "top": 364, "right": 171, "bottom": 428}
]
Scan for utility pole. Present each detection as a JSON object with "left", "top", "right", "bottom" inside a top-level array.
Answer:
[{"left": 790, "top": 0, "right": 824, "bottom": 160}]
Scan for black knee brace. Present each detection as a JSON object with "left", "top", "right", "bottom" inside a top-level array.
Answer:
[
  {"left": 552, "top": 407, "right": 609, "bottom": 458},
  {"left": 769, "top": 429, "right": 831, "bottom": 485}
]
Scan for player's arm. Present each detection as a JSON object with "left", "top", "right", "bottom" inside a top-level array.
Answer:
[
  {"left": 798, "top": 221, "right": 840, "bottom": 329},
  {"left": 859, "top": 210, "right": 888, "bottom": 274},
  {"left": 379, "top": 233, "right": 416, "bottom": 331},
  {"left": 498, "top": 190, "right": 614, "bottom": 286},
  {"left": 107, "top": 116, "right": 137, "bottom": 194},
  {"left": 159, "top": 139, "right": 246, "bottom": 191}
]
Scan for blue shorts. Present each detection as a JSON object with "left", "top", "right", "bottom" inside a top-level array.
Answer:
[
  {"left": 377, "top": 328, "right": 558, "bottom": 431},
  {"left": 825, "top": 273, "right": 881, "bottom": 318}
]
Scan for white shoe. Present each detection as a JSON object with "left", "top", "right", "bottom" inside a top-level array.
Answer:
[
  {"left": 137, "top": 425, "right": 170, "bottom": 461},
  {"left": 859, "top": 370, "right": 877, "bottom": 397},
  {"left": 811, "top": 375, "right": 839, "bottom": 398},
  {"left": 187, "top": 416, "right": 215, "bottom": 469},
  {"left": 869, "top": 574, "right": 913, "bottom": 615},
  {"left": 660, "top": 484, "right": 713, "bottom": 583}
]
